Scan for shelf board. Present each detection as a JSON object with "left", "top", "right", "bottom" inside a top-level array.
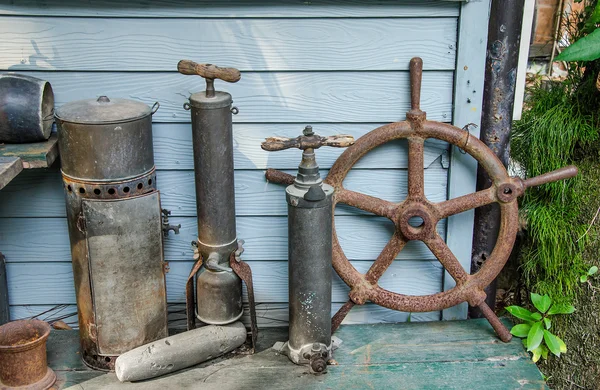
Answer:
[{"left": 0, "top": 134, "right": 59, "bottom": 169}]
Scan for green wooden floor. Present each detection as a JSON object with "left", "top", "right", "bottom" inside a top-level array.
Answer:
[{"left": 47, "top": 319, "right": 547, "bottom": 389}]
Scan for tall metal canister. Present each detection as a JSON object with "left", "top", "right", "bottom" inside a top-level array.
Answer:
[
  {"left": 262, "top": 126, "right": 354, "bottom": 373},
  {"left": 56, "top": 96, "right": 176, "bottom": 370},
  {"left": 177, "top": 61, "right": 245, "bottom": 326}
]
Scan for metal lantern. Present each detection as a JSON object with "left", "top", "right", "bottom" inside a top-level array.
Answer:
[{"left": 56, "top": 96, "right": 176, "bottom": 371}]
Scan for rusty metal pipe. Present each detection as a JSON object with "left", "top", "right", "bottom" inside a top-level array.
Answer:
[{"left": 470, "top": 0, "right": 525, "bottom": 318}]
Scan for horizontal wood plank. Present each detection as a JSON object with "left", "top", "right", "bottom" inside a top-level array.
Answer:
[
  {"left": 7, "top": 71, "right": 454, "bottom": 123},
  {"left": 10, "top": 303, "right": 440, "bottom": 329},
  {"left": 6, "top": 260, "right": 443, "bottom": 305},
  {"left": 0, "top": 1, "right": 460, "bottom": 18},
  {"left": 0, "top": 216, "right": 445, "bottom": 262},
  {"left": 0, "top": 134, "right": 59, "bottom": 168},
  {"left": 0, "top": 157, "right": 23, "bottom": 191},
  {"left": 153, "top": 123, "right": 450, "bottom": 170},
  {"left": 0, "top": 166, "right": 449, "bottom": 217},
  {"left": 1, "top": 17, "right": 457, "bottom": 71}
]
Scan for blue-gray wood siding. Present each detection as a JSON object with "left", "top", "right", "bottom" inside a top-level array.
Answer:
[{"left": 0, "top": 0, "right": 490, "bottom": 327}]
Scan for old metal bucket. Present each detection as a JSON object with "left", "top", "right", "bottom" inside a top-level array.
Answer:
[
  {"left": 0, "top": 319, "right": 56, "bottom": 389},
  {"left": 0, "top": 74, "right": 54, "bottom": 143}
]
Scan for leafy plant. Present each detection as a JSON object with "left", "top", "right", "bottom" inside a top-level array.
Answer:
[
  {"left": 555, "top": 1, "right": 600, "bottom": 62},
  {"left": 556, "top": 28, "right": 600, "bottom": 62},
  {"left": 580, "top": 265, "right": 599, "bottom": 283},
  {"left": 511, "top": 81, "right": 596, "bottom": 302},
  {"left": 506, "top": 293, "right": 575, "bottom": 362}
]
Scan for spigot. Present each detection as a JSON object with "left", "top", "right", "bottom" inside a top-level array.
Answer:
[
  {"left": 161, "top": 209, "right": 181, "bottom": 237},
  {"left": 261, "top": 126, "right": 354, "bottom": 188},
  {"left": 177, "top": 60, "right": 241, "bottom": 98},
  {"left": 205, "top": 253, "right": 233, "bottom": 273}
]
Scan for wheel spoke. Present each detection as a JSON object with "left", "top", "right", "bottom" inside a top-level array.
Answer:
[
  {"left": 436, "top": 187, "right": 497, "bottom": 219},
  {"left": 365, "top": 233, "right": 407, "bottom": 284},
  {"left": 407, "top": 137, "right": 425, "bottom": 198},
  {"left": 423, "top": 233, "right": 469, "bottom": 284},
  {"left": 337, "top": 188, "right": 397, "bottom": 220}
]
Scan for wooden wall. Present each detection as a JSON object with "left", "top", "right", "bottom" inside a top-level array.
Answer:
[{"left": 0, "top": 0, "right": 490, "bottom": 328}]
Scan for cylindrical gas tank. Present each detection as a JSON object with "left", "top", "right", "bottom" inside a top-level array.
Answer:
[
  {"left": 55, "top": 96, "right": 167, "bottom": 371},
  {"left": 286, "top": 182, "right": 334, "bottom": 371},
  {"left": 0, "top": 73, "right": 54, "bottom": 143},
  {"left": 187, "top": 90, "right": 243, "bottom": 325}
]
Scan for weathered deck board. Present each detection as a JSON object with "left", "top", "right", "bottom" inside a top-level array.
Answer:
[
  {"left": 43, "top": 320, "right": 547, "bottom": 389},
  {"left": 0, "top": 157, "right": 22, "bottom": 191},
  {"left": 0, "top": 0, "right": 460, "bottom": 18},
  {"left": 0, "top": 134, "right": 58, "bottom": 168},
  {"left": 0, "top": 166, "right": 449, "bottom": 218},
  {"left": 6, "top": 260, "right": 443, "bottom": 305},
  {"left": 0, "top": 215, "right": 444, "bottom": 262},
  {"left": 7, "top": 71, "right": 454, "bottom": 123},
  {"left": 0, "top": 17, "right": 457, "bottom": 71}
]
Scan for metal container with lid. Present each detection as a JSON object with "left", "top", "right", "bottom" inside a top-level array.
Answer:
[
  {"left": 56, "top": 96, "right": 157, "bottom": 180},
  {"left": 56, "top": 96, "right": 177, "bottom": 371}
]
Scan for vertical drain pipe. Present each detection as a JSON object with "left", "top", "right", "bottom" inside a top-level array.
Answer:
[{"left": 470, "top": 0, "right": 525, "bottom": 317}]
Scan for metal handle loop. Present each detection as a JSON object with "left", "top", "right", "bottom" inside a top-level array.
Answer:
[{"left": 151, "top": 102, "right": 160, "bottom": 115}]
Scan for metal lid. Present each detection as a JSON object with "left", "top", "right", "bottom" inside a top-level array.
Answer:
[{"left": 55, "top": 96, "right": 153, "bottom": 124}]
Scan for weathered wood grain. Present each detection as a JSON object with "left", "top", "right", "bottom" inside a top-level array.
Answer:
[
  {"left": 6, "top": 260, "right": 443, "bottom": 305},
  {"left": 11, "top": 303, "right": 440, "bottom": 330},
  {"left": 0, "top": 1, "right": 460, "bottom": 18},
  {"left": 0, "top": 157, "right": 23, "bottom": 191},
  {"left": 0, "top": 166, "right": 449, "bottom": 217},
  {"left": 153, "top": 123, "right": 450, "bottom": 170},
  {"left": 0, "top": 216, "right": 445, "bottom": 262},
  {"left": 0, "top": 134, "right": 58, "bottom": 168},
  {"left": 47, "top": 321, "right": 547, "bottom": 390},
  {"left": 1, "top": 18, "right": 457, "bottom": 71},
  {"left": 8, "top": 71, "right": 454, "bottom": 123}
]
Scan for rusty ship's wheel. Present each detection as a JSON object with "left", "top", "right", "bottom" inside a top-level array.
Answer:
[{"left": 266, "top": 57, "right": 577, "bottom": 342}]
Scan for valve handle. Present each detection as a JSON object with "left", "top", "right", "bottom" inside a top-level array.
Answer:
[
  {"left": 409, "top": 57, "right": 423, "bottom": 112},
  {"left": 177, "top": 60, "right": 241, "bottom": 83},
  {"left": 261, "top": 126, "right": 354, "bottom": 152}
]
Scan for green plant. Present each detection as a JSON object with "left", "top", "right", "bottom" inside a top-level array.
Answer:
[
  {"left": 506, "top": 293, "right": 575, "bottom": 362},
  {"left": 511, "top": 81, "right": 596, "bottom": 302},
  {"left": 555, "top": 1, "right": 600, "bottom": 62},
  {"left": 580, "top": 265, "right": 599, "bottom": 283}
]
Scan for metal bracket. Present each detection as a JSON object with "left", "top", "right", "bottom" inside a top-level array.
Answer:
[{"left": 161, "top": 209, "right": 181, "bottom": 237}]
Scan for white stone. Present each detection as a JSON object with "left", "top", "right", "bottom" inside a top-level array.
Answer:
[{"left": 115, "top": 322, "right": 247, "bottom": 382}]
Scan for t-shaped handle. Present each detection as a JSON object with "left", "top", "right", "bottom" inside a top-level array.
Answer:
[
  {"left": 177, "top": 60, "right": 241, "bottom": 97},
  {"left": 261, "top": 126, "right": 354, "bottom": 152}
]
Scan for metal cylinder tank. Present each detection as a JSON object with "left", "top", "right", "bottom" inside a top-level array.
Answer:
[
  {"left": 261, "top": 126, "right": 354, "bottom": 373},
  {"left": 186, "top": 86, "right": 243, "bottom": 325},
  {"left": 286, "top": 179, "right": 334, "bottom": 372},
  {"left": 0, "top": 73, "right": 54, "bottom": 143},
  {"left": 55, "top": 96, "right": 168, "bottom": 371}
]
